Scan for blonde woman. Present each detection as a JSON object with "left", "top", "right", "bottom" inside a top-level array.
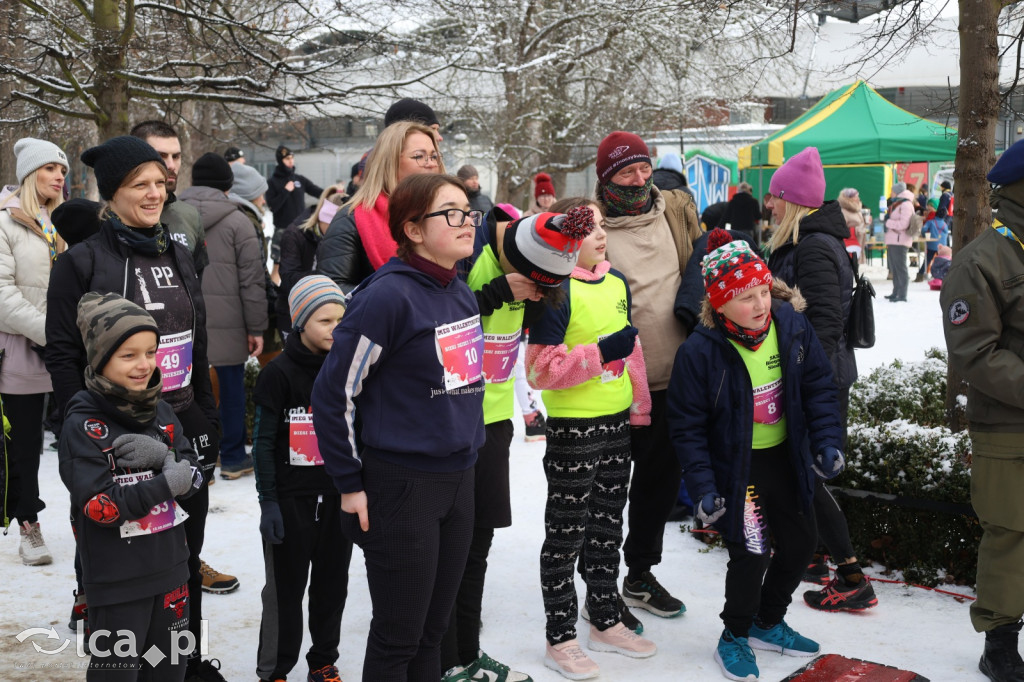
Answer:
[
  {"left": 0, "top": 137, "right": 68, "bottom": 565},
  {"left": 316, "top": 121, "right": 445, "bottom": 292},
  {"left": 765, "top": 148, "right": 878, "bottom": 614},
  {"left": 278, "top": 187, "right": 345, "bottom": 335}
]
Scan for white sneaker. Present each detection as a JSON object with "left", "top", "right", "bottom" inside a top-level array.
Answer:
[
  {"left": 19, "top": 521, "right": 53, "bottom": 566},
  {"left": 588, "top": 622, "right": 656, "bottom": 658},
  {"left": 544, "top": 639, "right": 599, "bottom": 680}
]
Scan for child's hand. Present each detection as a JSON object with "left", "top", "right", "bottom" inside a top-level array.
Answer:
[
  {"left": 506, "top": 273, "right": 543, "bottom": 302},
  {"left": 112, "top": 434, "right": 170, "bottom": 470},
  {"left": 342, "top": 491, "right": 369, "bottom": 531},
  {"left": 598, "top": 325, "right": 638, "bottom": 363},
  {"left": 259, "top": 501, "right": 285, "bottom": 544},
  {"left": 162, "top": 454, "right": 193, "bottom": 497},
  {"left": 696, "top": 492, "right": 726, "bottom": 525},
  {"left": 813, "top": 447, "right": 845, "bottom": 479}
]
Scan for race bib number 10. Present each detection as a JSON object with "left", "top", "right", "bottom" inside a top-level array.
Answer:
[{"left": 435, "top": 315, "right": 485, "bottom": 391}]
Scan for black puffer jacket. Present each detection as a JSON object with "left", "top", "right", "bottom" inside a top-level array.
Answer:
[
  {"left": 766, "top": 200, "right": 857, "bottom": 389},
  {"left": 278, "top": 225, "right": 322, "bottom": 332},
  {"left": 315, "top": 209, "right": 373, "bottom": 293}
]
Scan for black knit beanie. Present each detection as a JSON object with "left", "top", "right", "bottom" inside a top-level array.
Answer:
[
  {"left": 81, "top": 136, "right": 165, "bottom": 200},
  {"left": 384, "top": 98, "right": 439, "bottom": 127},
  {"left": 191, "top": 152, "right": 234, "bottom": 191}
]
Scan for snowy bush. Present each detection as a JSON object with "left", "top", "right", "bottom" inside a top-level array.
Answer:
[{"left": 838, "top": 349, "right": 979, "bottom": 587}]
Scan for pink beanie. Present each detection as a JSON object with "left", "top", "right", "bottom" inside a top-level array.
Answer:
[{"left": 769, "top": 147, "right": 825, "bottom": 208}]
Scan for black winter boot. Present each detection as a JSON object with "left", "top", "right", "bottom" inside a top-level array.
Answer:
[{"left": 980, "top": 621, "right": 1024, "bottom": 682}]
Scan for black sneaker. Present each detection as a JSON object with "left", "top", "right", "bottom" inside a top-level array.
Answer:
[
  {"left": 802, "top": 554, "right": 831, "bottom": 585},
  {"left": 622, "top": 571, "right": 685, "bottom": 617},
  {"left": 185, "top": 658, "right": 228, "bottom": 682},
  {"left": 524, "top": 410, "right": 546, "bottom": 442},
  {"left": 804, "top": 576, "right": 879, "bottom": 612},
  {"left": 582, "top": 594, "right": 645, "bottom": 635}
]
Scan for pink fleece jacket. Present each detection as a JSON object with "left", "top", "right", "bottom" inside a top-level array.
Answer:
[
  {"left": 885, "top": 189, "right": 917, "bottom": 247},
  {"left": 526, "top": 260, "right": 652, "bottom": 426}
]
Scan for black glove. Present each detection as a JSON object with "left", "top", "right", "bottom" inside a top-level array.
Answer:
[
  {"left": 696, "top": 492, "right": 726, "bottom": 525},
  {"left": 112, "top": 434, "right": 170, "bottom": 470},
  {"left": 259, "top": 501, "right": 285, "bottom": 544},
  {"left": 598, "top": 325, "right": 639, "bottom": 363},
  {"left": 813, "top": 446, "right": 845, "bottom": 479}
]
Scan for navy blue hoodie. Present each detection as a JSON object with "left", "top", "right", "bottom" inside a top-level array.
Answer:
[{"left": 312, "top": 257, "right": 486, "bottom": 494}]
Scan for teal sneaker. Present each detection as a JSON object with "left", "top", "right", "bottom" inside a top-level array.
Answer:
[
  {"left": 715, "top": 629, "right": 759, "bottom": 681},
  {"left": 748, "top": 619, "right": 819, "bottom": 657},
  {"left": 464, "top": 650, "right": 533, "bottom": 681}
]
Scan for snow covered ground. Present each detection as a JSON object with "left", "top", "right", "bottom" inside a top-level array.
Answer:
[{"left": 1, "top": 262, "right": 984, "bottom": 681}]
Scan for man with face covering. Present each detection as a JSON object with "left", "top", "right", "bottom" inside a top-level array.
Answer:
[{"left": 591, "top": 130, "right": 702, "bottom": 622}]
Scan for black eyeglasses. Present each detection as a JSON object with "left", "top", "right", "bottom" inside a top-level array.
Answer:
[{"left": 421, "top": 208, "right": 484, "bottom": 228}]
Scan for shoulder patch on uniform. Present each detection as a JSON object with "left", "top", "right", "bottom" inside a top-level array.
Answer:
[
  {"left": 948, "top": 299, "right": 970, "bottom": 325},
  {"left": 83, "top": 419, "right": 108, "bottom": 440}
]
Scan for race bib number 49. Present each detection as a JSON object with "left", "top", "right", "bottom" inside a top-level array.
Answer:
[{"left": 156, "top": 330, "right": 194, "bottom": 392}]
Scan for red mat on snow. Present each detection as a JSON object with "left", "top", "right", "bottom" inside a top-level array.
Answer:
[{"left": 781, "top": 654, "right": 929, "bottom": 681}]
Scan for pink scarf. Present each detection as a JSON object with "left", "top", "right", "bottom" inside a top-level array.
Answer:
[{"left": 354, "top": 194, "right": 397, "bottom": 270}]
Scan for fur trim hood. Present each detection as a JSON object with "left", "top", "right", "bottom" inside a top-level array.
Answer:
[
  {"left": 698, "top": 278, "right": 806, "bottom": 329},
  {"left": 837, "top": 192, "right": 863, "bottom": 214}
]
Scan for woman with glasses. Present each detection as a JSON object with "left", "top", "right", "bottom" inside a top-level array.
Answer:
[
  {"left": 317, "top": 121, "right": 445, "bottom": 293},
  {"left": 313, "top": 174, "right": 485, "bottom": 681}
]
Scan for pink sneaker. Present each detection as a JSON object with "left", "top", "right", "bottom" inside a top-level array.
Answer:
[
  {"left": 544, "top": 639, "right": 599, "bottom": 680},
  {"left": 588, "top": 622, "right": 657, "bottom": 658}
]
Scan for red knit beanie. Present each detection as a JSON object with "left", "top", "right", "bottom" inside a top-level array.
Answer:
[
  {"left": 702, "top": 228, "right": 773, "bottom": 310},
  {"left": 534, "top": 172, "right": 555, "bottom": 199},
  {"left": 596, "top": 131, "right": 651, "bottom": 184}
]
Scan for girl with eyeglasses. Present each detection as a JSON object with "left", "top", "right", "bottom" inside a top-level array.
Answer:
[
  {"left": 317, "top": 121, "right": 445, "bottom": 293},
  {"left": 312, "top": 173, "right": 486, "bottom": 682}
]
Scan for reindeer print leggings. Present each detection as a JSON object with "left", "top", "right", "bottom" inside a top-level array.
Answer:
[{"left": 540, "top": 410, "right": 631, "bottom": 644}]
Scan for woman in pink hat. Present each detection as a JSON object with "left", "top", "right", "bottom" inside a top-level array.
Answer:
[{"left": 764, "top": 147, "right": 879, "bottom": 614}]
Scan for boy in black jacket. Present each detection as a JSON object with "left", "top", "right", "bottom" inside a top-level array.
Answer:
[
  {"left": 59, "top": 292, "right": 203, "bottom": 681},
  {"left": 253, "top": 274, "right": 352, "bottom": 682}
]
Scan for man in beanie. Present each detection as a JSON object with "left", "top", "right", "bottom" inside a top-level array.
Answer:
[
  {"left": 439, "top": 208, "right": 594, "bottom": 682},
  {"left": 458, "top": 164, "right": 494, "bottom": 215},
  {"left": 251, "top": 274, "right": 351, "bottom": 682},
  {"left": 130, "top": 121, "right": 208, "bottom": 270},
  {"left": 592, "top": 130, "right": 701, "bottom": 620},
  {"left": 266, "top": 145, "right": 326, "bottom": 284},
  {"left": 942, "top": 138, "right": 1024, "bottom": 682},
  {"left": 59, "top": 291, "right": 203, "bottom": 680},
  {"left": 668, "top": 228, "right": 843, "bottom": 682},
  {"left": 937, "top": 179, "right": 954, "bottom": 226},
  {"left": 181, "top": 152, "right": 268, "bottom": 481}
]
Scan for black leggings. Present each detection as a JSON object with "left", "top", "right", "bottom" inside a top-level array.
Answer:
[
  {"left": 1, "top": 391, "right": 47, "bottom": 524},
  {"left": 721, "top": 443, "right": 816, "bottom": 637}
]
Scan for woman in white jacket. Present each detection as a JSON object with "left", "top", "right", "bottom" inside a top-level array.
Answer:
[{"left": 0, "top": 137, "right": 68, "bottom": 565}]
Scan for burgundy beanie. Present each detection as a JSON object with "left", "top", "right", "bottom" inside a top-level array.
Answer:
[
  {"left": 534, "top": 172, "right": 555, "bottom": 199},
  {"left": 596, "top": 131, "right": 651, "bottom": 184},
  {"left": 768, "top": 147, "right": 825, "bottom": 208}
]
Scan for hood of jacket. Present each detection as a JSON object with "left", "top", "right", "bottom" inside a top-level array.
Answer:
[
  {"left": 179, "top": 185, "right": 240, "bottom": 229},
  {"left": 698, "top": 278, "right": 806, "bottom": 329},
  {"left": 652, "top": 168, "right": 687, "bottom": 192},
  {"left": 797, "top": 200, "right": 848, "bottom": 241}
]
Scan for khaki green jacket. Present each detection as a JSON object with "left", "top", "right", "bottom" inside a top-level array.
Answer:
[{"left": 940, "top": 216, "right": 1024, "bottom": 432}]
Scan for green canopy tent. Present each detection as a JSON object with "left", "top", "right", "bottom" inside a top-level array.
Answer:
[{"left": 739, "top": 80, "right": 957, "bottom": 215}]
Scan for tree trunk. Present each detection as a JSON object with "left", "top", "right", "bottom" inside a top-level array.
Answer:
[
  {"left": 946, "top": 0, "right": 1003, "bottom": 432},
  {"left": 92, "top": 0, "right": 131, "bottom": 138}
]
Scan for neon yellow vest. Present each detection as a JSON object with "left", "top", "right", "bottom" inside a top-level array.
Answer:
[
  {"left": 729, "top": 323, "right": 787, "bottom": 449},
  {"left": 468, "top": 244, "right": 526, "bottom": 424},
  {"left": 543, "top": 273, "right": 634, "bottom": 418}
]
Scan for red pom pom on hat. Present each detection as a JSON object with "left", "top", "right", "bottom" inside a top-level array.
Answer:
[{"left": 706, "top": 227, "right": 734, "bottom": 254}]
